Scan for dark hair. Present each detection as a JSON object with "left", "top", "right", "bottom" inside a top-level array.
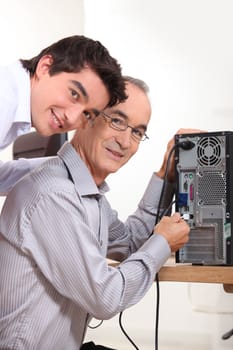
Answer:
[{"left": 20, "top": 35, "right": 127, "bottom": 107}]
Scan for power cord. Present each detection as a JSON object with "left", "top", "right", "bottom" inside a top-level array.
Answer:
[
  {"left": 118, "top": 143, "right": 177, "bottom": 350},
  {"left": 118, "top": 139, "right": 195, "bottom": 350},
  {"left": 222, "top": 328, "right": 233, "bottom": 340},
  {"left": 154, "top": 139, "right": 195, "bottom": 350},
  {"left": 88, "top": 320, "right": 104, "bottom": 329},
  {"left": 154, "top": 144, "right": 176, "bottom": 350},
  {"left": 119, "top": 312, "right": 140, "bottom": 350},
  {"left": 154, "top": 140, "right": 195, "bottom": 226}
]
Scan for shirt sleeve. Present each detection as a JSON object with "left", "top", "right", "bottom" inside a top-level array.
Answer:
[
  {"left": 0, "top": 157, "right": 51, "bottom": 195},
  {"left": 14, "top": 191, "right": 156, "bottom": 319},
  {"left": 107, "top": 173, "right": 174, "bottom": 261},
  {"left": 1, "top": 182, "right": 169, "bottom": 321},
  {"left": 0, "top": 169, "right": 171, "bottom": 322},
  {"left": 0, "top": 96, "right": 16, "bottom": 149}
]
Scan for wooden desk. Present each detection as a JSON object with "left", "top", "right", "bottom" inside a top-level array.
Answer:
[
  {"left": 158, "top": 257, "right": 233, "bottom": 293},
  {"left": 109, "top": 257, "right": 233, "bottom": 292}
]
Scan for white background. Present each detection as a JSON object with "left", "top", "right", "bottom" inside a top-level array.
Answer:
[{"left": 1, "top": 0, "right": 233, "bottom": 349}]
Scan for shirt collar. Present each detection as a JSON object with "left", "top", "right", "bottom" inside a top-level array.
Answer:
[{"left": 57, "top": 142, "right": 110, "bottom": 197}]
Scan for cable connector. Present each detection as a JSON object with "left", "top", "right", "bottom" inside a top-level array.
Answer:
[
  {"left": 178, "top": 140, "right": 195, "bottom": 150},
  {"left": 222, "top": 328, "right": 233, "bottom": 340},
  {"left": 181, "top": 213, "right": 190, "bottom": 221}
]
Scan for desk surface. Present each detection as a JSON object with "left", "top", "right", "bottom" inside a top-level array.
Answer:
[
  {"left": 109, "top": 257, "right": 233, "bottom": 293},
  {"left": 158, "top": 257, "right": 233, "bottom": 292}
]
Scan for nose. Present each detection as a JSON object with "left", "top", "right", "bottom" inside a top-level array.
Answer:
[
  {"left": 115, "top": 128, "right": 132, "bottom": 149},
  {"left": 64, "top": 105, "right": 83, "bottom": 128}
]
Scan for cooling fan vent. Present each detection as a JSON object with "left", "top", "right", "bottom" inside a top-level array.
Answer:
[{"left": 197, "top": 137, "right": 222, "bottom": 166}]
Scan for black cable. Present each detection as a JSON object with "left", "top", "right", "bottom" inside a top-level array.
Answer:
[
  {"left": 154, "top": 139, "right": 194, "bottom": 350},
  {"left": 222, "top": 328, "right": 233, "bottom": 340},
  {"left": 154, "top": 140, "right": 195, "bottom": 227},
  {"left": 155, "top": 143, "right": 177, "bottom": 226},
  {"left": 118, "top": 139, "right": 194, "bottom": 350},
  {"left": 154, "top": 273, "right": 160, "bottom": 350},
  {"left": 159, "top": 199, "right": 177, "bottom": 218},
  {"left": 119, "top": 312, "right": 140, "bottom": 350},
  {"left": 88, "top": 319, "right": 103, "bottom": 329},
  {"left": 154, "top": 143, "right": 178, "bottom": 350}
]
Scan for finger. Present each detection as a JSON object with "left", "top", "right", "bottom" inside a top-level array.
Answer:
[{"left": 171, "top": 212, "right": 181, "bottom": 223}]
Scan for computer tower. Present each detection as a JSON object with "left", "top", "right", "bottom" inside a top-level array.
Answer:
[{"left": 175, "top": 131, "right": 233, "bottom": 265}]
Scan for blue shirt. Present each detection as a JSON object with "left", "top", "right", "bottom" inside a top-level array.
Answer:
[{"left": 0, "top": 142, "right": 171, "bottom": 349}]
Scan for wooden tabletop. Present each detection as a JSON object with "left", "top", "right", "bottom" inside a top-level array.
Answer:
[
  {"left": 158, "top": 257, "right": 233, "bottom": 292},
  {"left": 109, "top": 257, "right": 233, "bottom": 293}
]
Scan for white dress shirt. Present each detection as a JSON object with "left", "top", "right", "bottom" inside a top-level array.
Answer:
[
  {"left": 0, "top": 60, "right": 31, "bottom": 150},
  {"left": 0, "top": 60, "right": 32, "bottom": 194}
]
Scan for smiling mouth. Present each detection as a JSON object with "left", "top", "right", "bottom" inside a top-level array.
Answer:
[
  {"left": 107, "top": 148, "right": 124, "bottom": 159},
  {"left": 52, "top": 109, "right": 63, "bottom": 128}
]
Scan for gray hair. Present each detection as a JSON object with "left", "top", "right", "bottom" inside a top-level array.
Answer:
[{"left": 123, "top": 75, "right": 150, "bottom": 94}]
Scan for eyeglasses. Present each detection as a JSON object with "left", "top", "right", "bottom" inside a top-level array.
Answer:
[{"left": 100, "top": 112, "right": 149, "bottom": 142}]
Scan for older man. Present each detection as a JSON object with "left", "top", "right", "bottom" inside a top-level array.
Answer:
[{"left": 0, "top": 77, "right": 189, "bottom": 349}]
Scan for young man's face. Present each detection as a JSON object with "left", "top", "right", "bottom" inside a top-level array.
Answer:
[
  {"left": 30, "top": 55, "right": 109, "bottom": 136},
  {"left": 73, "top": 82, "right": 151, "bottom": 185}
]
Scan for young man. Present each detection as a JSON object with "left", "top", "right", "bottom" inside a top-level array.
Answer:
[
  {"left": 0, "top": 35, "right": 127, "bottom": 192},
  {"left": 0, "top": 77, "right": 190, "bottom": 349}
]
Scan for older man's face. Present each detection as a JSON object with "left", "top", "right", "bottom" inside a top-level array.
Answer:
[{"left": 73, "top": 82, "right": 151, "bottom": 185}]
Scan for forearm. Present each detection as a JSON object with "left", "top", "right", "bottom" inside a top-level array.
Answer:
[
  {"left": 107, "top": 173, "right": 175, "bottom": 261},
  {"left": 137, "top": 172, "right": 175, "bottom": 225}
]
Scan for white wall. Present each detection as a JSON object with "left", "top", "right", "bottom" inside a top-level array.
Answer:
[
  {"left": 83, "top": 1, "right": 233, "bottom": 349},
  {"left": 1, "top": 1, "right": 233, "bottom": 349},
  {"left": 0, "top": 0, "right": 84, "bottom": 64}
]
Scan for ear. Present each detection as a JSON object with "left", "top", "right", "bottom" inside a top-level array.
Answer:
[{"left": 35, "top": 55, "right": 53, "bottom": 78}]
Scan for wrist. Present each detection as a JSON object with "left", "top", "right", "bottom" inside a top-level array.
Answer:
[{"left": 155, "top": 168, "right": 165, "bottom": 180}]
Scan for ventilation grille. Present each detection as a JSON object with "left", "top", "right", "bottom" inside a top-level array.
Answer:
[
  {"left": 179, "top": 226, "right": 215, "bottom": 263},
  {"left": 197, "top": 137, "right": 222, "bottom": 166},
  {"left": 198, "top": 171, "right": 226, "bottom": 205},
  {"left": 179, "top": 221, "right": 224, "bottom": 264}
]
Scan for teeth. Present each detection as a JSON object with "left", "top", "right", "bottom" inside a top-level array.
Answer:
[{"left": 52, "top": 113, "right": 62, "bottom": 128}]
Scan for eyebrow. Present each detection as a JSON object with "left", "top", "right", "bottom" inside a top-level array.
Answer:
[
  {"left": 70, "top": 80, "right": 88, "bottom": 101},
  {"left": 110, "top": 109, "right": 148, "bottom": 131}
]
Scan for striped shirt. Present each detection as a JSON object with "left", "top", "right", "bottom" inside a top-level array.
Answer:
[{"left": 0, "top": 142, "right": 171, "bottom": 350}]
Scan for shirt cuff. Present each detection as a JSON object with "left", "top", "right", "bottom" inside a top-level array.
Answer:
[{"left": 138, "top": 233, "right": 171, "bottom": 269}]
